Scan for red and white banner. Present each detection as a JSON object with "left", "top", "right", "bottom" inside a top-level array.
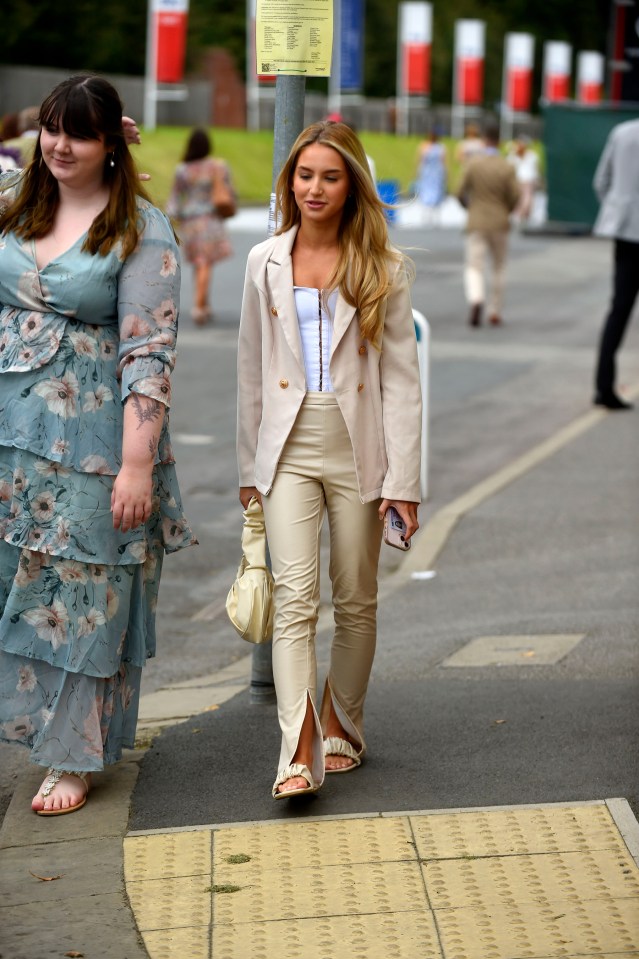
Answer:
[
  {"left": 503, "top": 32, "right": 534, "bottom": 112},
  {"left": 543, "top": 41, "right": 572, "bottom": 101},
  {"left": 577, "top": 51, "right": 604, "bottom": 104},
  {"left": 399, "top": 2, "right": 432, "bottom": 96},
  {"left": 154, "top": 0, "right": 189, "bottom": 84},
  {"left": 454, "top": 20, "right": 485, "bottom": 106}
]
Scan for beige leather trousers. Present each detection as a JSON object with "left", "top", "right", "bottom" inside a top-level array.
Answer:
[{"left": 262, "top": 393, "right": 383, "bottom": 785}]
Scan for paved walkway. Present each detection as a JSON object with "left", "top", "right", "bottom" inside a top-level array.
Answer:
[
  {"left": 1, "top": 384, "right": 639, "bottom": 959},
  {"left": 1, "top": 210, "right": 638, "bottom": 959}
]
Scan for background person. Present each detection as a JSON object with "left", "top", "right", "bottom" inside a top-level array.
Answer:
[
  {"left": 455, "top": 121, "right": 484, "bottom": 167},
  {"left": 592, "top": 117, "right": 639, "bottom": 410},
  {"left": 166, "top": 128, "right": 233, "bottom": 325},
  {"left": 0, "top": 74, "right": 196, "bottom": 816},
  {"left": 456, "top": 122, "right": 520, "bottom": 327},
  {"left": 415, "top": 129, "right": 448, "bottom": 225},
  {"left": 236, "top": 121, "right": 422, "bottom": 800},
  {"left": 507, "top": 134, "right": 540, "bottom": 225}
]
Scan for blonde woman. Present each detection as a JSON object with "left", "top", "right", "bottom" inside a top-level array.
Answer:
[{"left": 237, "top": 121, "right": 422, "bottom": 799}]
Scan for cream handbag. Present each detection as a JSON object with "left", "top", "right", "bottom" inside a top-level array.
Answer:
[{"left": 226, "top": 497, "right": 274, "bottom": 644}]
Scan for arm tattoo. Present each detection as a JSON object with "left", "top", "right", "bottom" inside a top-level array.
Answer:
[
  {"left": 131, "top": 393, "right": 163, "bottom": 430},
  {"left": 148, "top": 436, "right": 159, "bottom": 457}
]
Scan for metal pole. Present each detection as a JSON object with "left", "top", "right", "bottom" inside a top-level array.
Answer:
[
  {"left": 246, "top": 0, "right": 260, "bottom": 131},
  {"left": 251, "top": 73, "right": 306, "bottom": 704},
  {"left": 328, "top": 0, "right": 342, "bottom": 116},
  {"left": 144, "top": 0, "right": 158, "bottom": 131},
  {"left": 412, "top": 309, "right": 430, "bottom": 501},
  {"left": 396, "top": 3, "right": 407, "bottom": 136}
]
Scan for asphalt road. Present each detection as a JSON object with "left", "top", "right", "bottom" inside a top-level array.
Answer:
[{"left": 2, "top": 217, "right": 639, "bottom": 825}]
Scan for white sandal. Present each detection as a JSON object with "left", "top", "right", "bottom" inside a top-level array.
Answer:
[
  {"left": 323, "top": 736, "right": 362, "bottom": 774},
  {"left": 35, "top": 768, "right": 90, "bottom": 816},
  {"left": 272, "top": 763, "right": 321, "bottom": 800}
]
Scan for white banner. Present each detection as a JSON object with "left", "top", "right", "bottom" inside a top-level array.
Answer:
[
  {"left": 454, "top": 19, "right": 485, "bottom": 106},
  {"left": 399, "top": 1, "right": 432, "bottom": 96},
  {"left": 503, "top": 32, "right": 534, "bottom": 112},
  {"left": 153, "top": 0, "right": 188, "bottom": 10},
  {"left": 577, "top": 50, "right": 604, "bottom": 103},
  {"left": 543, "top": 41, "right": 571, "bottom": 101}
]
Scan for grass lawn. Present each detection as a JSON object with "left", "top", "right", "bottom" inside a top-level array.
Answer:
[
  {"left": 133, "top": 127, "right": 476, "bottom": 209},
  {"left": 7, "top": 125, "right": 542, "bottom": 210}
]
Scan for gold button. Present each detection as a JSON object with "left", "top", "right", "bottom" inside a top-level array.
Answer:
[
  {"left": 271, "top": 307, "right": 278, "bottom": 316},
  {"left": 358, "top": 345, "right": 367, "bottom": 355},
  {"left": 279, "top": 379, "right": 289, "bottom": 389},
  {"left": 357, "top": 383, "right": 364, "bottom": 392}
]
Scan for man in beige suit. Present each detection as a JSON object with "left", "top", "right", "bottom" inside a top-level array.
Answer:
[{"left": 457, "top": 122, "right": 520, "bottom": 327}]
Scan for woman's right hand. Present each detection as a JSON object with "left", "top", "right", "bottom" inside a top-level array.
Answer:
[{"left": 239, "top": 486, "right": 262, "bottom": 509}]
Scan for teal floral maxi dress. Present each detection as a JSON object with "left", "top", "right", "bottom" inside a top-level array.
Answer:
[{"left": 0, "top": 175, "right": 197, "bottom": 772}]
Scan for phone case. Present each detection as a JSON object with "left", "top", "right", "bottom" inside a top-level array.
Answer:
[{"left": 383, "top": 507, "right": 410, "bottom": 550}]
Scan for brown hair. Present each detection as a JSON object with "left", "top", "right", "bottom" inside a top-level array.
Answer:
[
  {"left": 275, "top": 120, "right": 409, "bottom": 346},
  {"left": 0, "top": 74, "right": 151, "bottom": 259},
  {"left": 183, "top": 128, "right": 212, "bottom": 162}
]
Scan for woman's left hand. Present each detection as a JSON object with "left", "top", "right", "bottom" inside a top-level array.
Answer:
[
  {"left": 111, "top": 464, "right": 153, "bottom": 533},
  {"left": 379, "top": 499, "right": 419, "bottom": 541}
]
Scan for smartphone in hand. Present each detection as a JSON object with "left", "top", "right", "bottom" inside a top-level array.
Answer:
[{"left": 383, "top": 505, "right": 411, "bottom": 550}]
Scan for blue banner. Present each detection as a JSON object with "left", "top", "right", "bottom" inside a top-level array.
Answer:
[{"left": 340, "top": 0, "right": 364, "bottom": 92}]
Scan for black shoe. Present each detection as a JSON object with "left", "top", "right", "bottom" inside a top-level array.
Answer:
[
  {"left": 468, "top": 304, "right": 482, "bottom": 327},
  {"left": 594, "top": 392, "right": 634, "bottom": 410}
]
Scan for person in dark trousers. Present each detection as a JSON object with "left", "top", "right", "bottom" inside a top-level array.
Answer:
[{"left": 592, "top": 118, "right": 639, "bottom": 410}]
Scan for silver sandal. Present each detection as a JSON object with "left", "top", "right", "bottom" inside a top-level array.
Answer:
[{"left": 36, "top": 768, "right": 90, "bottom": 817}]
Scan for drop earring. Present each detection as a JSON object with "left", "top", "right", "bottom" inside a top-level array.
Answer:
[{"left": 109, "top": 153, "right": 115, "bottom": 168}]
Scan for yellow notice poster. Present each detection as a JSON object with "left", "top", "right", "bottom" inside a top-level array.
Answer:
[{"left": 256, "top": 0, "right": 333, "bottom": 76}]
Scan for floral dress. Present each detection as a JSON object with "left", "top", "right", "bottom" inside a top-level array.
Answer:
[
  {"left": 0, "top": 175, "right": 197, "bottom": 772},
  {"left": 165, "top": 157, "right": 233, "bottom": 267}
]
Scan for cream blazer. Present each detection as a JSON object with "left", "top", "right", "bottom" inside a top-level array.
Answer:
[{"left": 236, "top": 226, "right": 422, "bottom": 504}]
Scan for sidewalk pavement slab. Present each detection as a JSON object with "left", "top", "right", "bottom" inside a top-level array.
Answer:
[
  {"left": 1, "top": 368, "right": 638, "bottom": 958},
  {"left": 122, "top": 802, "right": 639, "bottom": 959}
]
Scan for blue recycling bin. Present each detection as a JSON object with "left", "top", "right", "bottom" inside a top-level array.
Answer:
[{"left": 377, "top": 179, "right": 400, "bottom": 223}]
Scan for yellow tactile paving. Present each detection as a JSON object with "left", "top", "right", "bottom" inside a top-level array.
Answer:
[
  {"left": 124, "top": 828, "right": 211, "bottom": 880},
  {"left": 140, "top": 927, "right": 210, "bottom": 959},
  {"left": 212, "top": 910, "right": 441, "bottom": 959},
  {"left": 126, "top": 874, "right": 212, "bottom": 931},
  {"left": 435, "top": 898, "right": 639, "bottom": 958},
  {"left": 411, "top": 803, "right": 625, "bottom": 859},
  {"left": 123, "top": 803, "right": 639, "bottom": 959},
  {"left": 213, "top": 815, "right": 416, "bottom": 869}
]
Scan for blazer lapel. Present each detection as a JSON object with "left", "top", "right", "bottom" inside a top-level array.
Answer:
[
  {"left": 266, "top": 228, "right": 305, "bottom": 371},
  {"left": 330, "top": 293, "right": 357, "bottom": 356}
]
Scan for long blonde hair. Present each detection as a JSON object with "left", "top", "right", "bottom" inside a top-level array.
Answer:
[
  {"left": 0, "top": 74, "right": 151, "bottom": 259},
  {"left": 275, "top": 121, "right": 409, "bottom": 346}
]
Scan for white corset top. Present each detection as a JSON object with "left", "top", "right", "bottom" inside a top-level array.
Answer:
[{"left": 294, "top": 286, "right": 338, "bottom": 392}]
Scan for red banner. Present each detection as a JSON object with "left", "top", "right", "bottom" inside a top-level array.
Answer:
[
  {"left": 156, "top": 10, "right": 188, "bottom": 83},
  {"left": 404, "top": 43, "right": 431, "bottom": 95},
  {"left": 507, "top": 67, "right": 532, "bottom": 111},
  {"left": 579, "top": 81, "right": 602, "bottom": 104},
  {"left": 458, "top": 57, "right": 484, "bottom": 105},
  {"left": 545, "top": 74, "right": 570, "bottom": 101}
]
